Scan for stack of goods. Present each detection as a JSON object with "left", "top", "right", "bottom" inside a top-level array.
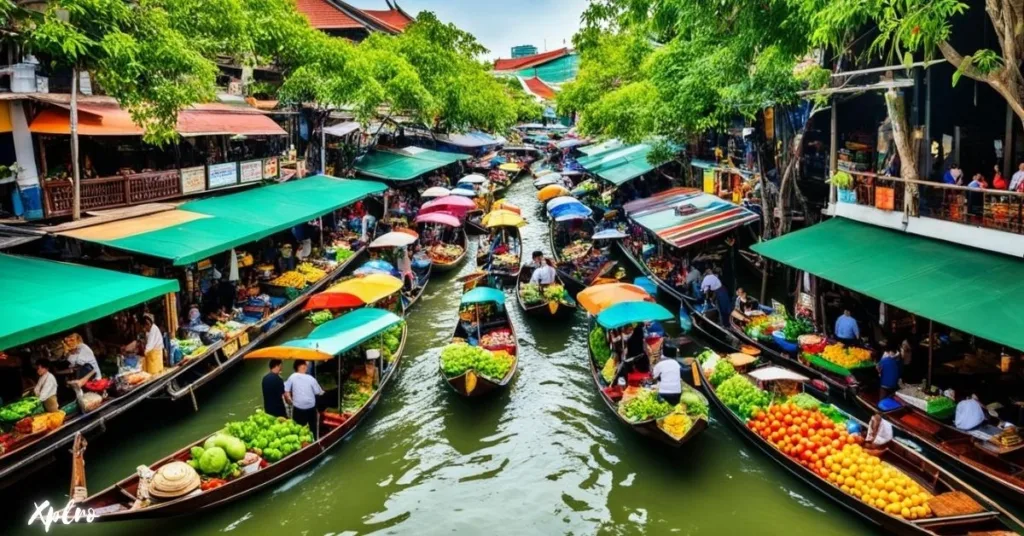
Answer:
[
  {"left": 306, "top": 310, "right": 333, "bottom": 326},
  {"left": 744, "top": 314, "right": 809, "bottom": 341},
  {"left": 805, "top": 343, "right": 874, "bottom": 375},
  {"left": 0, "top": 397, "right": 41, "bottom": 423},
  {"left": 658, "top": 389, "right": 710, "bottom": 440},
  {"left": 716, "top": 374, "right": 772, "bottom": 420},
  {"left": 780, "top": 316, "right": 814, "bottom": 341},
  {"left": 220, "top": 410, "right": 313, "bottom": 464},
  {"left": 618, "top": 388, "right": 673, "bottom": 423},
  {"left": 12, "top": 411, "right": 64, "bottom": 435},
  {"left": 80, "top": 392, "right": 104, "bottom": 411},
  {"left": 925, "top": 491, "right": 985, "bottom": 518},
  {"left": 333, "top": 242, "right": 355, "bottom": 263},
  {"left": 991, "top": 427, "right": 1022, "bottom": 450},
  {"left": 519, "top": 283, "right": 544, "bottom": 305},
  {"left": 269, "top": 271, "right": 307, "bottom": 289},
  {"left": 429, "top": 244, "right": 465, "bottom": 263},
  {"left": 459, "top": 303, "right": 495, "bottom": 323},
  {"left": 895, "top": 385, "right": 955, "bottom": 418},
  {"left": 492, "top": 253, "right": 519, "bottom": 271},
  {"left": 341, "top": 379, "right": 373, "bottom": 414},
  {"left": 297, "top": 262, "right": 327, "bottom": 284},
  {"left": 176, "top": 338, "right": 207, "bottom": 360},
  {"left": 440, "top": 342, "right": 515, "bottom": 381},
  {"left": 647, "top": 258, "right": 673, "bottom": 280},
  {"left": 542, "top": 284, "right": 572, "bottom": 306},
  {"left": 744, "top": 315, "right": 777, "bottom": 341},
  {"left": 837, "top": 141, "right": 873, "bottom": 173},
  {"left": 560, "top": 241, "right": 591, "bottom": 262},
  {"left": 117, "top": 370, "right": 152, "bottom": 390},
  {"left": 480, "top": 329, "right": 515, "bottom": 353},
  {"left": 589, "top": 327, "right": 611, "bottom": 367}
]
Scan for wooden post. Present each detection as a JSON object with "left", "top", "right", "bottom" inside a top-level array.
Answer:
[
  {"left": 164, "top": 292, "right": 179, "bottom": 335},
  {"left": 1004, "top": 102, "right": 1014, "bottom": 178},
  {"left": 828, "top": 99, "right": 838, "bottom": 206},
  {"left": 927, "top": 320, "right": 934, "bottom": 389},
  {"left": 70, "top": 67, "right": 82, "bottom": 220}
]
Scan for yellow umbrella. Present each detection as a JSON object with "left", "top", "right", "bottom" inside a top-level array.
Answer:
[
  {"left": 324, "top": 273, "right": 403, "bottom": 304},
  {"left": 482, "top": 209, "right": 526, "bottom": 228},
  {"left": 492, "top": 199, "right": 521, "bottom": 214},
  {"left": 499, "top": 162, "right": 521, "bottom": 173},
  {"left": 538, "top": 184, "right": 570, "bottom": 202}
]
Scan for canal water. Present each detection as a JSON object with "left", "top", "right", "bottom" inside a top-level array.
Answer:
[{"left": 3, "top": 177, "right": 873, "bottom": 535}]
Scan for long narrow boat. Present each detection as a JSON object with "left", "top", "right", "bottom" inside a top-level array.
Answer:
[
  {"left": 165, "top": 249, "right": 365, "bottom": 402},
  {"left": 727, "top": 314, "right": 855, "bottom": 398},
  {"left": 441, "top": 287, "right": 518, "bottom": 397},
  {"left": 475, "top": 217, "right": 524, "bottom": 281},
  {"left": 696, "top": 353, "right": 1019, "bottom": 535},
  {"left": 515, "top": 264, "right": 577, "bottom": 319},
  {"left": 465, "top": 209, "right": 487, "bottom": 235},
  {"left": 854, "top": 389, "right": 1024, "bottom": 508},
  {"left": 77, "top": 308, "right": 408, "bottom": 521},
  {"left": 549, "top": 219, "right": 617, "bottom": 293},
  {"left": 425, "top": 228, "right": 468, "bottom": 273}
]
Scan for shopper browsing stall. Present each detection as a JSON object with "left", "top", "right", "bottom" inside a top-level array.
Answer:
[
  {"left": 285, "top": 360, "right": 324, "bottom": 434},
  {"left": 262, "top": 359, "right": 287, "bottom": 418}
]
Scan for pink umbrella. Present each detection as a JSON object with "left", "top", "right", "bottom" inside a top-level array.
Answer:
[
  {"left": 415, "top": 212, "right": 462, "bottom": 227},
  {"left": 422, "top": 195, "right": 476, "bottom": 210}
]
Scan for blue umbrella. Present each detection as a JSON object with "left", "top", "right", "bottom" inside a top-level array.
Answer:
[
  {"left": 461, "top": 286, "right": 505, "bottom": 305},
  {"left": 596, "top": 301, "right": 673, "bottom": 329},
  {"left": 451, "top": 188, "right": 477, "bottom": 197},
  {"left": 549, "top": 203, "right": 592, "bottom": 219},
  {"left": 354, "top": 260, "right": 399, "bottom": 277}
]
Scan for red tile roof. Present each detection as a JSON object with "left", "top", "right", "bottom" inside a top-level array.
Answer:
[
  {"left": 296, "top": 0, "right": 363, "bottom": 29},
  {"left": 494, "top": 48, "right": 570, "bottom": 72},
  {"left": 523, "top": 77, "right": 556, "bottom": 100},
  {"left": 362, "top": 8, "right": 413, "bottom": 32}
]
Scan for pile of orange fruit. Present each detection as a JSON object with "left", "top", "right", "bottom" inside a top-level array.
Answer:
[{"left": 747, "top": 403, "right": 858, "bottom": 473}]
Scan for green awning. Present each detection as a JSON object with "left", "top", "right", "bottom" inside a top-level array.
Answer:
[
  {"left": 751, "top": 218, "right": 1024, "bottom": 351},
  {"left": 0, "top": 254, "right": 178, "bottom": 351},
  {"left": 250, "top": 308, "right": 403, "bottom": 359},
  {"left": 60, "top": 175, "right": 385, "bottom": 266},
  {"left": 578, "top": 139, "right": 623, "bottom": 156},
  {"left": 577, "top": 143, "right": 665, "bottom": 186},
  {"left": 354, "top": 147, "right": 469, "bottom": 182}
]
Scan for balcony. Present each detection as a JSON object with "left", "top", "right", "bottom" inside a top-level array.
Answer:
[{"left": 828, "top": 171, "right": 1024, "bottom": 257}]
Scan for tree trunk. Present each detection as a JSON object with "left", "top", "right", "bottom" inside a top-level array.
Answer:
[{"left": 883, "top": 88, "right": 920, "bottom": 214}]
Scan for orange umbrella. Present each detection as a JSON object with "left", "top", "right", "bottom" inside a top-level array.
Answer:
[
  {"left": 538, "top": 185, "right": 570, "bottom": 202},
  {"left": 492, "top": 199, "right": 521, "bottom": 214},
  {"left": 577, "top": 283, "right": 654, "bottom": 315}
]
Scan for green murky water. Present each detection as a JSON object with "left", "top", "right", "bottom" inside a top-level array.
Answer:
[{"left": 3, "top": 177, "right": 872, "bottom": 536}]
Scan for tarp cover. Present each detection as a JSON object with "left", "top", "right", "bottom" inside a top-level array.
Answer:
[
  {"left": 623, "top": 188, "right": 759, "bottom": 249},
  {"left": 249, "top": 308, "right": 403, "bottom": 359},
  {"left": 60, "top": 175, "right": 384, "bottom": 266},
  {"left": 577, "top": 143, "right": 665, "bottom": 186},
  {"left": 751, "top": 218, "right": 1024, "bottom": 352},
  {"left": 0, "top": 254, "right": 178, "bottom": 351},
  {"left": 354, "top": 147, "right": 469, "bottom": 182}
]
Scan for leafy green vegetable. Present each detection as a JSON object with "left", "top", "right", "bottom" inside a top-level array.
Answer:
[
  {"left": 590, "top": 327, "right": 611, "bottom": 365},
  {"left": 717, "top": 375, "right": 771, "bottom": 420},
  {"left": 0, "top": 396, "right": 41, "bottom": 422},
  {"left": 440, "top": 343, "right": 514, "bottom": 380},
  {"left": 619, "top": 389, "right": 673, "bottom": 422},
  {"left": 709, "top": 360, "right": 736, "bottom": 387},
  {"left": 788, "top": 392, "right": 822, "bottom": 410}
]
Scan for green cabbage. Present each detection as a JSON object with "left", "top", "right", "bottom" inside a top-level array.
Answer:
[
  {"left": 199, "top": 447, "right": 229, "bottom": 475},
  {"left": 221, "top": 436, "right": 247, "bottom": 461}
]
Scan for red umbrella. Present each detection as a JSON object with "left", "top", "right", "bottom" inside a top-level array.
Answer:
[{"left": 303, "top": 292, "right": 364, "bottom": 311}]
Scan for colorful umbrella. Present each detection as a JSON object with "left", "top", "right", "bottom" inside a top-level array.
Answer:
[
  {"left": 370, "top": 231, "right": 418, "bottom": 248},
  {"left": 354, "top": 260, "right": 398, "bottom": 276},
  {"left": 247, "top": 308, "right": 403, "bottom": 361},
  {"left": 459, "top": 174, "right": 487, "bottom": 184},
  {"left": 592, "top": 229, "right": 628, "bottom": 240},
  {"left": 422, "top": 195, "right": 476, "bottom": 211},
  {"left": 550, "top": 203, "right": 592, "bottom": 220},
  {"left": 482, "top": 210, "right": 526, "bottom": 228},
  {"left": 421, "top": 186, "right": 451, "bottom": 198},
  {"left": 577, "top": 283, "right": 653, "bottom": 315},
  {"left": 492, "top": 199, "right": 521, "bottom": 214},
  {"left": 533, "top": 176, "right": 561, "bottom": 188},
  {"left": 499, "top": 163, "right": 521, "bottom": 173},
  {"left": 451, "top": 188, "right": 477, "bottom": 197},
  {"left": 596, "top": 301, "right": 673, "bottom": 329},
  {"left": 546, "top": 196, "right": 581, "bottom": 211},
  {"left": 323, "top": 274, "right": 403, "bottom": 303},
  {"left": 461, "top": 286, "right": 505, "bottom": 305},
  {"left": 415, "top": 212, "right": 461, "bottom": 227},
  {"left": 538, "top": 185, "right": 570, "bottom": 202}
]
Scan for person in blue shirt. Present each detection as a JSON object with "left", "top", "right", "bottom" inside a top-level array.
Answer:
[
  {"left": 834, "top": 309, "right": 860, "bottom": 345},
  {"left": 942, "top": 164, "right": 963, "bottom": 185},
  {"left": 877, "top": 346, "right": 902, "bottom": 400}
]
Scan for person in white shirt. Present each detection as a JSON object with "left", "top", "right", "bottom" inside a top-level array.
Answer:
[
  {"left": 142, "top": 314, "right": 165, "bottom": 375},
  {"left": 651, "top": 354, "right": 683, "bottom": 405},
  {"left": 954, "top": 394, "right": 987, "bottom": 431},
  {"left": 64, "top": 333, "right": 101, "bottom": 383},
  {"left": 529, "top": 251, "right": 557, "bottom": 286},
  {"left": 864, "top": 414, "right": 893, "bottom": 454},
  {"left": 700, "top": 269, "right": 722, "bottom": 293},
  {"left": 33, "top": 360, "right": 59, "bottom": 412},
  {"left": 285, "top": 360, "right": 324, "bottom": 434},
  {"left": 1009, "top": 162, "right": 1024, "bottom": 191}
]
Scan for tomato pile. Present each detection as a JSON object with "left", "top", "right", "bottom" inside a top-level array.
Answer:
[{"left": 748, "top": 403, "right": 861, "bottom": 472}]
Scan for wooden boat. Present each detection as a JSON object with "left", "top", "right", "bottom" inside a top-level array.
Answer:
[
  {"left": 465, "top": 209, "right": 487, "bottom": 235},
  {"left": 400, "top": 259, "right": 431, "bottom": 312},
  {"left": 475, "top": 225, "right": 523, "bottom": 280},
  {"left": 727, "top": 314, "right": 855, "bottom": 398},
  {"left": 442, "top": 287, "right": 519, "bottom": 397},
  {"left": 515, "top": 264, "right": 578, "bottom": 319},
  {"left": 426, "top": 229, "right": 468, "bottom": 273},
  {"left": 165, "top": 248, "right": 365, "bottom": 402},
  {"left": 697, "top": 355, "right": 1018, "bottom": 536},
  {"left": 587, "top": 321, "right": 707, "bottom": 447},
  {"left": 854, "top": 389, "right": 1024, "bottom": 508},
  {"left": 549, "top": 220, "right": 617, "bottom": 293},
  {"left": 76, "top": 311, "right": 408, "bottom": 521}
]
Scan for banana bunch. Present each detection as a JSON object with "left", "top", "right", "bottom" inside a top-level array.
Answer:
[
  {"left": 297, "top": 262, "right": 327, "bottom": 283},
  {"left": 270, "top": 271, "right": 307, "bottom": 289}
]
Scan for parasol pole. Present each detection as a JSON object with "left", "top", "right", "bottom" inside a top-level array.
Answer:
[{"left": 926, "top": 320, "right": 934, "bottom": 389}]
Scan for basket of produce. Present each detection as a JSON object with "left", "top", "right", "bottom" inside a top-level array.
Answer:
[
  {"left": 440, "top": 343, "right": 515, "bottom": 381},
  {"left": 0, "top": 397, "right": 42, "bottom": 422},
  {"left": 296, "top": 262, "right": 328, "bottom": 284},
  {"left": 480, "top": 330, "right": 516, "bottom": 354},
  {"left": 926, "top": 491, "right": 984, "bottom": 517},
  {"left": 619, "top": 388, "right": 673, "bottom": 423},
  {"left": 925, "top": 396, "right": 956, "bottom": 419},
  {"left": 262, "top": 271, "right": 307, "bottom": 296},
  {"left": 428, "top": 244, "right": 465, "bottom": 264},
  {"left": 150, "top": 461, "right": 202, "bottom": 499},
  {"left": 519, "top": 283, "right": 543, "bottom": 304},
  {"left": 560, "top": 241, "right": 591, "bottom": 262}
]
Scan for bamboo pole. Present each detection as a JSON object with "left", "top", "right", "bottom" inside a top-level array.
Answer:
[
  {"left": 71, "top": 67, "right": 81, "bottom": 220},
  {"left": 927, "top": 320, "right": 934, "bottom": 389}
]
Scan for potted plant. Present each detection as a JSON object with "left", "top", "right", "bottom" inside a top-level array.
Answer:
[{"left": 831, "top": 171, "right": 856, "bottom": 203}]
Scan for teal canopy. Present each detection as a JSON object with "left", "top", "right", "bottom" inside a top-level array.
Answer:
[
  {"left": 461, "top": 287, "right": 505, "bottom": 305},
  {"left": 354, "top": 147, "right": 469, "bottom": 182},
  {"left": 577, "top": 143, "right": 666, "bottom": 186},
  {"left": 0, "top": 254, "right": 179, "bottom": 351},
  {"left": 273, "top": 308, "right": 402, "bottom": 357},
  {"left": 596, "top": 301, "right": 673, "bottom": 329}
]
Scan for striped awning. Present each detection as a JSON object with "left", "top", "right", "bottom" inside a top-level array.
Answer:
[{"left": 623, "top": 187, "right": 759, "bottom": 249}]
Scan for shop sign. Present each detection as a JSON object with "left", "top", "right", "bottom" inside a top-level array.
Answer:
[
  {"left": 702, "top": 168, "right": 716, "bottom": 194},
  {"left": 180, "top": 166, "right": 206, "bottom": 194},
  {"left": 207, "top": 162, "right": 238, "bottom": 189},
  {"left": 263, "top": 156, "right": 279, "bottom": 179},
  {"left": 875, "top": 186, "right": 895, "bottom": 211},
  {"left": 239, "top": 159, "right": 263, "bottom": 184}
]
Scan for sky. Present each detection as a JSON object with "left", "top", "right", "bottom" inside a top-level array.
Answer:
[{"left": 355, "top": 0, "right": 589, "bottom": 60}]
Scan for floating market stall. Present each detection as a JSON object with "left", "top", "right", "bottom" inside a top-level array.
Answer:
[
  {"left": 414, "top": 212, "right": 467, "bottom": 273},
  {"left": 441, "top": 287, "right": 518, "bottom": 397},
  {"left": 303, "top": 273, "right": 405, "bottom": 323},
  {"left": 0, "top": 254, "right": 180, "bottom": 486},
  {"left": 369, "top": 232, "right": 431, "bottom": 311},
  {"left": 694, "top": 348, "right": 1018, "bottom": 535},
  {"left": 576, "top": 143, "right": 662, "bottom": 190},
  {"left": 58, "top": 176, "right": 386, "bottom": 403},
  {"left": 617, "top": 187, "right": 760, "bottom": 346},
  {"left": 751, "top": 218, "right": 1024, "bottom": 506},
  {"left": 515, "top": 258, "right": 577, "bottom": 320},
  {"left": 77, "top": 308, "right": 407, "bottom": 521},
  {"left": 546, "top": 197, "right": 616, "bottom": 293},
  {"left": 584, "top": 296, "right": 707, "bottom": 447},
  {"left": 475, "top": 210, "right": 525, "bottom": 280}
]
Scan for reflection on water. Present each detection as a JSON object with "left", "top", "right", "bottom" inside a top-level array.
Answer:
[{"left": 2, "top": 176, "right": 871, "bottom": 536}]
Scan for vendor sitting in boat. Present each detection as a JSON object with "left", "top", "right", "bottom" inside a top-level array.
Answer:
[
  {"left": 954, "top": 393, "right": 988, "bottom": 431},
  {"left": 64, "top": 333, "right": 101, "bottom": 386},
  {"left": 864, "top": 414, "right": 894, "bottom": 456},
  {"left": 733, "top": 287, "right": 773, "bottom": 317},
  {"left": 612, "top": 324, "right": 651, "bottom": 386},
  {"left": 529, "top": 251, "right": 557, "bottom": 288},
  {"left": 651, "top": 345, "right": 682, "bottom": 405}
]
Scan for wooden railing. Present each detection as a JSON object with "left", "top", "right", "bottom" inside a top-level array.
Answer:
[{"left": 836, "top": 170, "right": 1024, "bottom": 235}]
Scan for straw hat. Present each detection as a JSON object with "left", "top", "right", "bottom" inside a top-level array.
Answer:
[{"left": 149, "top": 461, "right": 201, "bottom": 499}]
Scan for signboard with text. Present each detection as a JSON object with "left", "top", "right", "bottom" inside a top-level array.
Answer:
[
  {"left": 207, "top": 162, "right": 238, "bottom": 190},
  {"left": 239, "top": 159, "right": 263, "bottom": 184},
  {"left": 180, "top": 166, "right": 206, "bottom": 194},
  {"left": 263, "top": 156, "right": 279, "bottom": 179}
]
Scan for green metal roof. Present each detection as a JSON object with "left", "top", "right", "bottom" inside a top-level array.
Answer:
[
  {"left": 516, "top": 54, "right": 579, "bottom": 84},
  {"left": 577, "top": 139, "right": 623, "bottom": 156},
  {"left": 67, "top": 175, "right": 385, "bottom": 266},
  {"left": 751, "top": 218, "right": 1024, "bottom": 351},
  {"left": 577, "top": 143, "right": 664, "bottom": 186},
  {"left": 354, "top": 147, "right": 469, "bottom": 182},
  {"left": 0, "top": 254, "right": 179, "bottom": 351}
]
